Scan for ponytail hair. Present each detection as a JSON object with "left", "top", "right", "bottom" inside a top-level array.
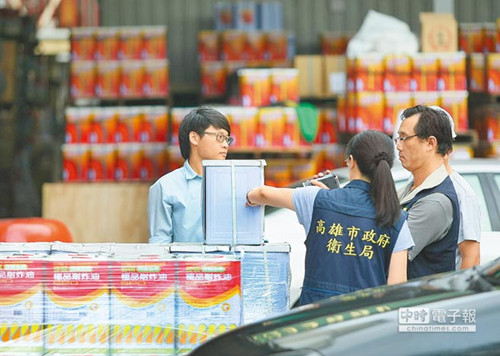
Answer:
[{"left": 345, "top": 130, "right": 400, "bottom": 227}]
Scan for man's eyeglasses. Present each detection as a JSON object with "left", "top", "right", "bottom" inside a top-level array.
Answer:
[
  {"left": 394, "top": 134, "right": 418, "bottom": 145},
  {"left": 203, "top": 131, "right": 234, "bottom": 145}
]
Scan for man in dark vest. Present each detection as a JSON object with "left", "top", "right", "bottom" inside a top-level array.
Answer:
[{"left": 395, "top": 105, "right": 460, "bottom": 279}]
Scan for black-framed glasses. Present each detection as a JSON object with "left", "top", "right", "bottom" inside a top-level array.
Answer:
[
  {"left": 203, "top": 131, "right": 234, "bottom": 145},
  {"left": 394, "top": 134, "right": 418, "bottom": 145}
]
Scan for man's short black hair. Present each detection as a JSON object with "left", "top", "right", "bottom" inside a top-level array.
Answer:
[
  {"left": 178, "top": 107, "right": 231, "bottom": 160},
  {"left": 401, "top": 105, "right": 454, "bottom": 156}
]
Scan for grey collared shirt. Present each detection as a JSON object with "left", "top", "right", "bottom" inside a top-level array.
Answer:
[{"left": 399, "top": 165, "right": 454, "bottom": 261}]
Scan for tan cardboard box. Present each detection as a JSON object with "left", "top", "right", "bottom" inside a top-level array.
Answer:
[
  {"left": 323, "top": 55, "right": 346, "bottom": 95},
  {"left": 294, "top": 55, "right": 324, "bottom": 97},
  {"left": 420, "top": 12, "right": 458, "bottom": 52}
]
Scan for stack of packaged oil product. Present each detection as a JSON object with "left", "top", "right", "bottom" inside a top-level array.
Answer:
[{"left": 0, "top": 160, "right": 291, "bottom": 355}]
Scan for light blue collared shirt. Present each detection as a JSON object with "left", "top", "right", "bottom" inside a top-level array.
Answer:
[{"left": 148, "top": 160, "right": 203, "bottom": 243}]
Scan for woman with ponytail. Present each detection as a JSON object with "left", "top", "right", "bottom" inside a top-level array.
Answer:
[{"left": 246, "top": 130, "right": 414, "bottom": 306}]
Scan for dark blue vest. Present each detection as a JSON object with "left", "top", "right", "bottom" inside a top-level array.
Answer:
[
  {"left": 299, "top": 180, "right": 407, "bottom": 306},
  {"left": 402, "top": 176, "right": 460, "bottom": 279}
]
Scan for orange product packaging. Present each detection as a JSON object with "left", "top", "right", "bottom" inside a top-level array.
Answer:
[
  {"left": 170, "top": 107, "right": 195, "bottom": 146},
  {"left": 95, "top": 60, "right": 121, "bottom": 99},
  {"left": 88, "top": 143, "right": 116, "bottom": 181},
  {"left": 352, "top": 91, "right": 384, "bottom": 132},
  {"left": 71, "top": 27, "right": 96, "bottom": 60},
  {"left": 336, "top": 95, "right": 348, "bottom": 133},
  {"left": 346, "top": 92, "right": 356, "bottom": 133},
  {"left": 346, "top": 56, "right": 356, "bottom": 92},
  {"left": 141, "top": 106, "right": 168, "bottom": 143},
  {"left": 198, "top": 31, "right": 220, "bottom": 62},
  {"left": 109, "top": 254, "right": 175, "bottom": 355},
  {"left": 228, "top": 106, "right": 258, "bottom": 148},
  {"left": 320, "top": 32, "right": 349, "bottom": 55},
  {"left": 256, "top": 107, "right": 285, "bottom": 147},
  {"left": 44, "top": 254, "right": 110, "bottom": 355},
  {"left": 201, "top": 61, "right": 227, "bottom": 97},
  {"left": 270, "top": 68, "right": 299, "bottom": 104},
  {"left": 291, "top": 158, "right": 317, "bottom": 182},
  {"left": 283, "top": 107, "right": 304, "bottom": 147},
  {"left": 485, "top": 112, "right": 499, "bottom": 142},
  {"left": 115, "top": 106, "right": 144, "bottom": 143},
  {"left": 264, "top": 159, "right": 292, "bottom": 187},
  {"left": 115, "top": 142, "right": 143, "bottom": 181},
  {"left": 383, "top": 54, "right": 412, "bottom": 92},
  {"left": 141, "top": 26, "right": 167, "bottom": 59},
  {"left": 175, "top": 256, "right": 241, "bottom": 355},
  {"left": 468, "top": 53, "right": 486, "bottom": 92},
  {"left": 439, "top": 91, "right": 469, "bottom": 132},
  {"left": 486, "top": 53, "right": 500, "bottom": 94},
  {"left": 70, "top": 60, "right": 97, "bottom": 99},
  {"left": 221, "top": 30, "right": 246, "bottom": 61},
  {"left": 65, "top": 107, "right": 93, "bottom": 143},
  {"left": 59, "top": 0, "right": 79, "bottom": 28},
  {"left": 118, "top": 27, "right": 143, "bottom": 60},
  {"left": 497, "top": 18, "right": 500, "bottom": 52},
  {"left": 62, "top": 143, "right": 90, "bottom": 181},
  {"left": 317, "top": 107, "right": 338, "bottom": 144},
  {"left": 311, "top": 147, "right": 327, "bottom": 175},
  {"left": 95, "top": 27, "right": 120, "bottom": 60},
  {"left": 411, "top": 53, "right": 439, "bottom": 92},
  {"left": 238, "top": 68, "right": 271, "bottom": 107},
  {"left": 311, "top": 107, "right": 325, "bottom": 144},
  {"left": 458, "top": 23, "right": 484, "bottom": 53},
  {"left": 483, "top": 22, "right": 497, "bottom": 53},
  {"left": 89, "top": 107, "right": 117, "bottom": 144},
  {"left": 323, "top": 143, "right": 346, "bottom": 169},
  {"left": 383, "top": 91, "right": 414, "bottom": 135},
  {"left": 412, "top": 90, "right": 441, "bottom": 107},
  {"left": 120, "top": 60, "right": 145, "bottom": 99},
  {"left": 265, "top": 31, "right": 288, "bottom": 61},
  {"left": 244, "top": 31, "right": 267, "bottom": 61},
  {"left": 351, "top": 54, "right": 384, "bottom": 92},
  {"left": 166, "top": 145, "right": 184, "bottom": 171},
  {"left": 143, "top": 59, "right": 169, "bottom": 98},
  {"left": 0, "top": 253, "right": 47, "bottom": 355},
  {"left": 140, "top": 142, "right": 168, "bottom": 180},
  {"left": 438, "top": 52, "right": 467, "bottom": 91},
  {"left": 473, "top": 107, "right": 498, "bottom": 143}
]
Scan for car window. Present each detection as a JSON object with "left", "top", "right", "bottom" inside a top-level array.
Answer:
[
  {"left": 494, "top": 174, "right": 500, "bottom": 192},
  {"left": 462, "top": 174, "right": 492, "bottom": 232}
]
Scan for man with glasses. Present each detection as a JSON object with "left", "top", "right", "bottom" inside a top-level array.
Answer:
[
  {"left": 148, "top": 106, "right": 233, "bottom": 243},
  {"left": 396, "top": 105, "right": 460, "bottom": 279},
  {"left": 394, "top": 106, "right": 481, "bottom": 270}
]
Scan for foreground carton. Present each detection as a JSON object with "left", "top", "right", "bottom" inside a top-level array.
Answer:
[
  {"left": 175, "top": 255, "right": 241, "bottom": 354},
  {"left": 45, "top": 254, "right": 110, "bottom": 355},
  {"left": 0, "top": 253, "right": 47, "bottom": 355},
  {"left": 110, "top": 253, "right": 176, "bottom": 355}
]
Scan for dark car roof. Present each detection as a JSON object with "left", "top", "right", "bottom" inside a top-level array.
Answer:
[{"left": 189, "top": 257, "right": 500, "bottom": 356}]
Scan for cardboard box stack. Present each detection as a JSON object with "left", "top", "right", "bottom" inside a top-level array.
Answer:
[
  {"left": 70, "top": 26, "right": 169, "bottom": 100},
  {"left": 62, "top": 106, "right": 169, "bottom": 182}
]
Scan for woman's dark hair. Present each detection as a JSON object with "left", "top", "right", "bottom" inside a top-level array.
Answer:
[
  {"left": 345, "top": 130, "right": 400, "bottom": 227},
  {"left": 178, "top": 106, "right": 231, "bottom": 160}
]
